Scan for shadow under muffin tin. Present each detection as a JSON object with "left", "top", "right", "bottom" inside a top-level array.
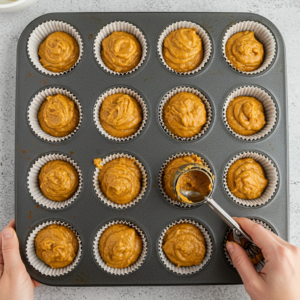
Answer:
[{"left": 16, "top": 12, "right": 288, "bottom": 286}]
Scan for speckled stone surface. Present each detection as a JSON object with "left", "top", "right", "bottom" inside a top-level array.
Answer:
[{"left": 0, "top": 0, "right": 299, "bottom": 299}]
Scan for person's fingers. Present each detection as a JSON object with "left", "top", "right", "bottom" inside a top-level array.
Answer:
[
  {"left": 2, "top": 226, "right": 25, "bottom": 276},
  {"left": 0, "top": 219, "right": 16, "bottom": 278},
  {"left": 32, "top": 279, "right": 42, "bottom": 288},
  {"left": 226, "top": 242, "right": 262, "bottom": 288},
  {"left": 268, "top": 230, "right": 292, "bottom": 248},
  {"left": 233, "top": 217, "right": 280, "bottom": 261}
]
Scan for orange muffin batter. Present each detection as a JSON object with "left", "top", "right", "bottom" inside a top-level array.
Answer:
[
  {"left": 96, "top": 157, "right": 141, "bottom": 204},
  {"left": 163, "top": 223, "right": 206, "bottom": 267},
  {"left": 38, "top": 93, "right": 79, "bottom": 137},
  {"left": 226, "top": 96, "right": 266, "bottom": 136},
  {"left": 225, "top": 31, "right": 264, "bottom": 72},
  {"left": 38, "top": 31, "right": 79, "bottom": 73},
  {"left": 101, "top": 31, "right": 142, "bottom": 73},
  {"left": 163, "top": 28, "right": 203, "bottom": 72},
  {"left": 227, "top": 158, "right": 268, "bottom": 200},
  {"left": 100, "top": 93, "right": 142, "bottom": 138},
  {"left": 35, "top": 224, "right": 79, "bottom": 269},
  {"left": 163, "top": 155, "right": 211, "bottom": 202},
  {"left": 227, "top": 230, "right": 263, "bottom": 265},
  {"left": 39, "top": 160, "right": 79, "bottom": 201},
  {"left": 163, "top": 92, "right": 207, "bottom": 138},
  {"left": 99, "top": 224, "right": 142, "bottom": 269}
]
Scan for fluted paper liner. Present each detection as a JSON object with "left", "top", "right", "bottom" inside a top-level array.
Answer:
[
  {"left": 223, "top": 218, "right": 277, "bottom": 268},
  {"left": 26, "top": 220, "right": 82, "bottom": 277},
  {"left": 158, "top": 219, "right": 213, "bottom": 275},
  {"left": 27, "top": 20, "right": 83, "bottom": 76},
  {"left": 222, "top": 21, "right": 277, "bottom": 75},
  {"left": 157, "top": 21, "right": 212, "bottom": 75},
  {"left": 93, "top": 87, "right": 148, "bottom": 142},
  {"left": 93, "top": 153, "right": 148, "bottom": 209},
  {"left": 92, "top": 220, "right": 147, "bottom": 275},
  {"left": 27, "top": 153, "right": 83, "bottom": 209},
  {"left": 223, "top": 151, "right": 279, "bottom": 207},
  {"left": 28, "top": 87, "right": 83, "bottom": 143},
  {"left": 159, "top": 86, "right": 213, "bottom": 141},
  {"left": 158, "top": 151, "right": 214, "bottom": 208},
  {"left": 223, "top": 85, "right": 277, "bottom": 141},
  {"left": 93, "top": 21, "right": 148, "bottom": 75}
]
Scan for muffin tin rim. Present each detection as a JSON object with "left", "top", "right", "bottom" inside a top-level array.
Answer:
[
  {"left": 222, "top": 149, "right": 280, "bottom": 209},
  {"left": 221, "top": 84, "right": 279, "bottom": 143}
]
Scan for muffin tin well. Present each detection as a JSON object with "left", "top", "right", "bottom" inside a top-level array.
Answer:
[{"left": 15, "top": 12, "right": 288, "bottom": 286}]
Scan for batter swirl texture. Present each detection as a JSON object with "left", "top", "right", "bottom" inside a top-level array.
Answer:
[
  {"left": 38, "top": 31, "right": 79, "bottom": 73},
  {"left": 39, "top": 160, "right": 79, "bottom": 202},
  {"left": 99, "top": 224, "right": 142, "bottom": 269},
  {"left": 163, "top": 223, "right": 206, "bottom": 267}
]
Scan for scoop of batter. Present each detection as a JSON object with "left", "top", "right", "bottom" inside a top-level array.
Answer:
[
  {"left": 35, "top": 224, "right": 79, "bottom": 269},
  {"left": 225, "top": 31, "right": 264, "bottom": 72},
  {"left": 38, "top": 31, "right": 79, "bottom": 73},
  {"left": 163, "top": 92, "right": 207, "bottom": 138},
  {"left": 163, "top": 223, "right": 206, "bottom": 267},
  {"left": 99, "top": 224, "right": 142, "bottom": 269},
  {"left": 39, "top": 160, "right": 79, "bottom": 201},
  {"left": 100, "top": 93, "right": 142, "bottom": 138},
  {"left": 97, "top": 157, "right": 141, "bottom": 204},
  {"left": 163, "top": 28, "right": 203, "bottom": 72},
  {"left": 101, "top": 31, "right": 142, "bottom": 73},
  {"left": 226, "top": 96, "right": 266, "bottom": 136},
  {"left": 163, "top": 155, "right": 211, "bottom": 202},
  {"left": 227, "top": 158, "right": 268, "bottom": 199},
  {"left": 38, "top": 93, "right": 79, "bottom": 137}
]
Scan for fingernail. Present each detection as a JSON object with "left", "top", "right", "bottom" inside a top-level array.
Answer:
[
  {"left": 3, "top": 228, "right": 13, "bottom": 239},
  {"left": 226, "top": 242, "right": 235, "bottom": 254}
]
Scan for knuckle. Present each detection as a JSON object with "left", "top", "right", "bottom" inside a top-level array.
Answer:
[
  {"left": 4, "top": 263, "right": 26, "bottom": 277},
  {"left": 244, "top": 279, "right": 259, "bottom": 293},
  {"left": 232, "top": 253, "right": 245, "bottom": 270}
]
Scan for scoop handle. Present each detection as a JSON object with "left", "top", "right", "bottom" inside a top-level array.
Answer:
[{"left": 204, "top": 197, "right": 253, "bottom": 244}]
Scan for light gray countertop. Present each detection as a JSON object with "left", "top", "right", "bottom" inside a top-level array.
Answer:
[{"left": 0, "top": 0, "right": 299, "bottom": 299}]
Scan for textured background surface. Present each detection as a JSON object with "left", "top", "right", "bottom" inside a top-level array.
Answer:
[{"left": 0, "top": 0, "right": 299, "bottom": 299}]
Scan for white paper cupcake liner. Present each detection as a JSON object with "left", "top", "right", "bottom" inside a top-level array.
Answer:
[
  {"left": 93, "top": 21, "right": 148, "bottom": 75},
  {"left": 223, "top": 85, "right": 278, "bottom": 141},
  {"left": 93, "top": 87, "right": 148, "bottom": 142},
  {"left": 92, "top": 220, "right": 148, "bottom": 275},
  {"left": 223, "top": 218, "right": 277, "bottom": 269},
  {"left": 27, "top": 20, "right": 83, "bottom": 76},
  {"left": 158, "top": 219, "right": 213, "bottom": 275},
  {"left": 157, "top": 21, "right": 212, "bottom": 75},
  {"left": 27, "top": 153, "right": 83, "bottom": 209},
  {"left": 27, "top": 87, "right": 83, "bottom": 143},
  {"left": 223, "top": 151, "right": 279, "bottom": 207},
  {"left": 222, "top": 21, "right": 277, "bottom": 75},
  {"left": 26, "top": 220, "right": 82, "bottom": 277},
  {"left": 158, "top": 151, "right": 214, "bottom": 208},
  {"left": 159, "top": 86, "right": 213, "bottom": 141},
  {"left": 93, "top": 152, "right": 148, "bottom": 209}
]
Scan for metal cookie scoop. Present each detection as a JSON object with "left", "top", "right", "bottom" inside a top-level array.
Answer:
[{"left": 172, "top": 163, "right": 265, "bottom": 272}]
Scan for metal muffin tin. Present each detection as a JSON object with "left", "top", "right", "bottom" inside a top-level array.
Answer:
[{"left": 15, "top": 12, "right": 288, "bottom": 286}]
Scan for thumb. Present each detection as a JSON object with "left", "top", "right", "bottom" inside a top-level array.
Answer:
[
  {"left": 2, "top": 227, "right": 24, "bottom": 274},
  {"left": 226, "top": 242, "right": 261, "bottom": 286}
]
